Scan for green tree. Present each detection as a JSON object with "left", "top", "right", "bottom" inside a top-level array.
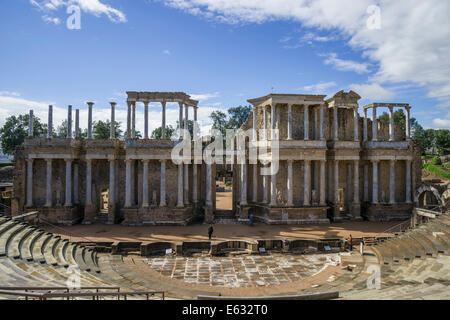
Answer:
[
  {"left": 434, "top": 129, "right": 450, "bottom": 154},
  {"left": 93, "top": 120, "right": 123, "bottom": 139},
  {"left": 55, "top": 119, "right": 70, "bottom": 138},
  {"left": 0, "top": 114, "right": 47, "bottom": 155},
  {"left": 210, "top": 110, "right": 228, "bottom": 136},
  {"left": 227, "top": 105, "right": 252, "bottom": 129},
  {"left": 378, "top": 109, "right": 407, "bottom": 131},
  {"left": 151, "top": 125, "right": 175, "bottom": 139}
]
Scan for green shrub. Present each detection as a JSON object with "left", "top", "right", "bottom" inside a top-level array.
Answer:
[
  {"left": 0, "top": 162, "right": 12, "bottom": 168},
  {"left": 423, "top": 163, "right": 450, "bottom": 180},
  {"left": 431, "top": 156, "right": 442, "bottom": 165}
]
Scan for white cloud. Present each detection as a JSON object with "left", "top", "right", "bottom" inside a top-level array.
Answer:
[
  {"left": 302, "top": 81, "right": 337, "bottom": 93},
  {"left": 30, "top": 0, "right": 127, "bottom": 23},
  {"left": 163, "top": 49, "right": 171, "bottom": 55},
  {"left": 0, "top": 91, "right": 21, "bottom": 97},
  {"left": 349, "top": 83, "right": 394, "bottom": 100},
  {"left": 162, "top": 0, "right": 450, "bottom": 108},
  {"left": 432, "top": 118, "right": 450, "bottom": 129},
  {"left": 42, "top": 15, "right": 61, "bottom": 25},
  {"left": 189, "top": 92, "right": 220, "bottom": 101},
  {"left": 322, "top": 53, "right": 370, "bottom": 74}
]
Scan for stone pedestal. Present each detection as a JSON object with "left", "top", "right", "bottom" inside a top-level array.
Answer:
[
  {"left": 107, "top": 203, "right": 119, "bottom": 224},
  {"left": 204, "top": 206, "right": 214, "bottom": 224},
  {"left": 82, "top": 204, "right": 97, "bottom": 225},
  {"left": 351, "top": 203, "right": 363, "bottom": 221}
]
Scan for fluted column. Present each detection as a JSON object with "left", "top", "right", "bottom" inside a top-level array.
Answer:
[
  {"left": 320, "top": 105, "right": 325, "bottom": 140},
  {"left": 263, "top": 106, "right": 267, "bottom": 140},
  {"left": 73, "top": 163, "right": 79, "bottom": 204},
  {"left": 319, "top": 160, "right": 326, "bottom": 206},
  {"left": 159, "top": 160, "right": 167, "bottom": 207},
  {"left": 304, "top": 160, "right": 311, "bottom": 206},
  {"left": 270, "top": 163, "right": 277, "bottom": 206},
  {"left": 405, "top": 107, "right": 411, "bottom": 140},
  {"left": 192, "top": 163, "right": 198, "bottom": 203},
  {"left": 110, "top": 102, "right": 116, "bottom": 139},
  {"left": 389, "top": 160, "right": 395, "bottom": 204},
  {"left": 287, "top": 104, "right": 292, "bottom": 140},
  {"left": 354, "top": 161, "right": 360, "bottom": 204},
  {"left": 177, "top": 164, "right": 184, "bottom": 208},
  {"left": 252, "top": 163, "right": 258, "bottom": 202},
  {"left": 334, "top": 160, "right": 339, "bottom": 204},
  {"left": 354, "top": 108, "right": 359, "bottom": 141},
  {"left": 304, "top": 105, "right": 309, "bottom": 140},
  {"left": 64, "top": 160, "right": 72, "bottom": 206},
  {"left": 131, "top": 102, "right": 136, "bottom": 139},
  {"left": 406, "top": 160, "right": 412, "bottom": 203},
  {"left": 372, "top": 107, "right": 378, "bottom": 141},
  {"left": 75, "top": 109, "right": 80, "bottom": 139},
  {"left": 287, "top": 160, "right": 293, "bottom": 206},
  {"left": 25, "top": 159, "right": 33, "bottom": 207},
  {"left": 184, "top": 163, "right": 189, "bottom": 205},
  {"left": 262, "top": 163, "right": 268, "bottom": 204},
  {"left": 144, "top": 101, "right": 149, "bottom": 139},
  {"left": 333, "top": 107, "right": 338, "bottom": 141},
  {"left": 109, "top": 160, "right": 115, "bottom": 205},
  {"left": 372, "top": 160, "right": 379, "bottom": 204},
  {"left": 142, "top": 160, "right": 149, "bottom": 207},
  {"left": 125, "top": 160, "right": 132, "bottom": 208},
  {"left": 161, "top": 101, "right": 167, "bottom": 139},
  {"left": 389, "top": 106, "right": 394, "bottom": 141},
  {"left": 85, "top": 160, "right": 92, "bottom": 205},
  {"left": 87, "top": 102, "right": 93, "bottom": 139},
  {"left": 47, "top": 105, "right": 53, "bottom": 138},
  {"left": 206, "top": 163, "right": 212, "bottom": 206},
  {"left": 363, "top": 109, "right": 368, "bottom": 142},
  {"left": 241, "top": 161, "right": 247, "bottom": 206},
  {"left": 184, "top": 104, "right": 189, "bottom": 139},
  {"left": 364, "top": 164, "right": 369, "bottom": 201},
  {"left": 45, "top": 159, "right": 52, "bottom": 207},
  {"left": 126, "top": 102, "right": 131, "bottom": 138},
  {"left": 314, "top": 107, "right": 318, "bottom": 140},
  {"left": 271, "top": 104, "right": 276, "bottom": 140},
  {"left": 67, "top": 105, "right": 72, "bottom": 139},
  {"left": 178, "top": 102, "right": 183, "bottom": 139}
]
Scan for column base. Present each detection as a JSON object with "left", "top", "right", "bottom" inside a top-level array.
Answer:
[
  {"left": 351, "top": 203, "right": 362, "bottom": 220},
  {"left": 83, "top": 204, "right": 97, "bottom": 224}
]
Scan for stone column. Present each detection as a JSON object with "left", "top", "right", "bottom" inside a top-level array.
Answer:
[
  {"left": 161, "top": 101, "right": 167, "bottom": 139},
  {"left": 144, "top": 101, "right": 149, "bottom": 139},
  {"left": 28, "top": 110, "right": 35, "bottom": 137},
  {"left": 159, "top": 160, "right": 167, "bottom": 206},
  {"left": 125, "top": 160, "right": 132, "bottom": 208},
  {"left": 363, "top": 109, "right": 368, "bottom": 142},
  {"left": 354, "top": 161, "right": 360, "bottom": 204},
  {"left": 85, "top": 160, "right": 92, "bottom": 205},
  {"left": 73, "top": 163, "right": 79, "bottom": 204},
  {"left": 287, "top": 104, "right": 292, "bottom": 140},
  {"left": 177, "top": 164, "right": 184, "bottom": 208},
  {"left": 287, "top": 160, "right": 293, "bottom": 206},
  {"left": 327, "top": 162, "right": 332, "bottom": 202},
  {"left": 126, "top": 102, "right": 131, "bottom": 138},
  {"left": 109, "top": 160, "right": 116, "bottom": 205},
  {"left": 184, "top": 163, "right": 189, "bottom": 205},
  {"left": 193, "top": 164, "right": 198, "bottom": 203},
  {"left": 263, "top": 106, "right": 267, "bottom": 140},
  {"left": 304, "top": 160, "right": 311, "bottom": 206},
  {"left": 364, "top": 164, "right": 369, "bottom": 202},
  {"left": 67, "top": 105, "right": 72, "bottom": 139},
  {"left": 334, "top": 160, "right": 339, "bottom": 204},
  {"left": 262, "top": 163, "right": 268, "bottom": 204},
  {"left": 406, "top": 160, "right": 412, "bottom": 203},
  {"left": 320, "top": 105, "right": 325, "bottom": 140},
  {"left": 253, "top": 163, "right": 258, "bottom": 202},
  {"left": 319, "top": 160, "right": 326, "bottom": 206},
  {"left": 252, "top": 108, "right": 257, "bottom": 141},
  {"left": 75, "top": 109, "right": 80, "bottom": 139},
  {"left": 26, "top": 159, "right": 33, "bottom": 207},
  {"left": 314, "top": 108, "right": 319, "bottom": 140},
  {"left": 131, "top": 102, "right": 136, "bottom": 139},
  {"left": 405, "top": 107, "right": 411, "bottom": 140},
  {"left": 354, "top": 108, "right": 359, "bottom": 141},
  {"left": 87, "top": 102, "right": 93, "bottom": 139},
  {"left": 304, "top": 105, "right": 309, "bottom": 140},
  {"left": 206, "top": 163, "right": 212, "bottom": 206},
  {"left": 270, "top": 163, "right": 277, "bottom": 206},
  {"left": 389, "top": 106, "right": 394, "bottom": 141},
  {"left": 142, "top": 160, "right": 149, "bottom": 207},
  {"left": 372, "top": 160, "right": 379, "bottom": 204},
  {"left": 271, "top": 104, "right": 276, "bottom": 140},
  {"left": 45, "top": 159, "right": 52, "bottom": 207},
  {"left": 178, "top": 102, "right": 183, "bottom": 139},
  {"left": 333, "top": 107, "right": 338, "bottom": 141},
  {"left": 110, "top": 102, "right": 116, "bottom": 139},
  {"left": 372, "top": 107, "right": 378, "bottom": 141},
  {"left": 389, "top": 160, "right": 395, "bottom": 204},
  {"left": 47, "top": 105, "right": 53, "bottom": 138},
  {"left": 241, "top": 162, "right": 247, "bottom": 206},
  {"left": 184, "top": 104, "right": 189, "bottom": 138},
  {"left": 193, "top": 106, "right": 198, "bottom": 138},
  {"left": 64, "top": 160, "right": 72, "bottom": 206}
]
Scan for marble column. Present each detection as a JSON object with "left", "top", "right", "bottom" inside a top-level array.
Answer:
[
  {"left": 333, "top": 107, "right": 339, "bottom": 141},
  {"left": 271, "top": 104, "right": 276, "bottom": 140},
  {"left": 26, "top": 159, "right": 33, "bottom": 207},
  {"left": 334, "top": 160, "right": 339, "bottom": 204},
  {"left": 405, "top": 107, "right": 411, "bottom": 140},
  {"left": 327, "top": 162, "right": 332, "bottom": 202},
  {"left": 253, "top": 108, "right": 257, "bottom": 141},
  {"left": 178, "top": 102, "right": 183, "bottom": 139},
  {"left": 144, "top": 101, "right": 149, "bottom": 139},
  {"left": 177, "top": 164, "right": 184, "bottom": 208},
  {"left": 142, "top": 160, "right": 149, "bottom": 207},
  {"left": 287, "top": 104, "right": 292, "bottom": 140},
  {"left": 85, "top": 160, "right": 92, "bottom": 205},
  {"left": 184, "top": 163, "right": 189, "bottom": 205},
  {"left": 159, "top": 160, "right": 167, "bottom": 207},
  {"left": 73, "top": 163, "right": 79, "bottom": 204},
  {"left": 262, "top": 163, "right": 269, "bottom": 204},
  {"left": 126, "top": 102, "right": 131, "bottom": 138},
  {"left": 319, "top": 160, "right": 326, "bottom": 206},
  {"left": 354, "top": 161, "right": 360, "bottom": 204},
  {"left": 389, "top": 106, "right": 394, "bottom": 141},
  {"left": 28, "top": 110, "right": 34, "bottom": 137},
  {"left": 320, "top": 105, "right": 325, "bottom": 140},
  {"left": 109, "top": 160, "right": 115, "bottom": 205},
  {"left": 287, "top": 160, "right": 293, "bottom": 206},
  {"left": 304, "top": 105, "right": 309, "bottom": 140},
  {"left": 363, "top": 109, "right": 368, "bottom": 142},
  {"left": 263, "top": 106, "right": 267, "bottom": 140},
  {"left": 253, "top": 163, "right": 258, "bottom": 202},
  {"left": 406, "top": 160, "right": 412, "bottom": 203},
  {"left": 45, "top": 159, "right": 52, "bottom": 207},
  {"left": 110, "top": 102, "right": 116, "bottom": 139},
  {"left": 206, "top": 163, "right": 212, "bottom": 206},
  {"left": 193, "top": 106, "right": 198, "bottom": 138},
  {"left": 389, "top": 160, "right": 395, "bottom": 204},
  {"left": 304, "top": 160, "right": 311, "bottom": 206},
  {"left": 161, "top": 101, "right": 167, "bottom": 139},
  {"left": 131, "top": 102, "right": 136, "bottom": 139},
  {"left": 241, "top": 162, "right": 247, "bottom": 206},
  {"left": 184, "top": 104, "right": 189, "bottom": 139},
  {"left": 87, "top": 102, "right": 93, "bottom": 139},
  {"left": 64, "top": 160, "right": 72, "bottom": 206},
  {"left": 67, "top": 105, "right": 72, "bottom": 138},
  {"left": 125, "top": 160, "right": 132, "bottom": 208},
  {"left": 193, "top": 164, "right": 198, "bottom": 203},
  {"left": 314, "top": 108, "right": 319, "bottom": 140},
  {"left": 75, "top": 109, "right": 80, "bottom": 139},
  {"left": 372, "top": 107, "right": 378, "bottom": 141},
  {"left": 270, "top": 163, "right": 277, "bottom": 206},
  {"left": 372, "top": 160, "right": 379, "bottom": 204},
  {"left": 47, "top": 105, "right": 53, "bottom": 138},
  {"left": 354, "top": 108, "right": 359, "bottom": 141},
  {"left": 364, "top": 164, "right": 369, "bottom": 202}
]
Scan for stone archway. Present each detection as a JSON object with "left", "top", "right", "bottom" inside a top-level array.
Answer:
[{"left": 414, "top": 185, "right": 442, "bottom": 208}]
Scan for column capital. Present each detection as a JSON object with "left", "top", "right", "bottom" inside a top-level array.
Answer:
[
  {"left": 371, "top": 159, "right": 379, "bottom": 164},
  {"left": 125, "top": 159, "right": 133, "bottom": 165},
  {"left": 85, "top": 159, "right": 92, "bottom": 164},
  {"left": 287, "top": 159, "right": 293, "bottom": 165},
  {"left": 142, "top": 159, "right": 150, "bottom": 165},
  {"left": 45, "top": 158, "right": 52, "bottom": 164},
  {"left": 159, "top": 159, "right": 167, "bottom": 164},
  {"left": 142, "top": 100, "right": 149, "bottom": 106},
  {"left": 388, "top": 105, "right": 394, "bottom": 112},
  {"left": 109, "top": 102, "right": 117, "bottom": 107},
  {"left": 26, "top": 158, "right": 34, "bottom": 164},
  {"left": 109, "top": 159, "right": 116, "bottom": 164},
  {"left": 65, "top": 159, "right": 73, "bottom": 164},
  {"left": 304, "top": 159, "right": 311, "bottom": 165},
  {"left": 161, "top": 100, "right": 167, "bottom": 107},
  {"left": 87, "top": 102, "right": 94, "bottom": 107}
]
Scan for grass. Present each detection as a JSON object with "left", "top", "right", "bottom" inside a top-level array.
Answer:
[
  {"left": 422, "top": 163, "right": 450, "bottom": 180},
  {"left": 0, "top": 162, "right": 13, "bottom": 168}
]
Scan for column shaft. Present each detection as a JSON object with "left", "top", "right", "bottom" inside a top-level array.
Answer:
[
  {"left": 87, "top": 102, "right": 93, "bottom": 139},
  {"left": 354, "top": 161, "right": 360, "bottom": 204},
  {"left": 48, "top": 105, "right": 53, "bottom": 138},
  {"left": 263, "top": 107, "right": 267, "bottom": 140},
  {"left": 73, "top": 163, "right": 79, "bottom": 204},
  {"left": 319, "top": 160, "right": 326, "bottom": 206},
  {"left": 304, "top": 160, "right": 311, "bottom": 206},
  {"left": 110, "top": 103, "right": 116, "bottom": 139},
  {"left": 287, "top": 160, "right": 293, "bottom": 206},
  {"left": 389, "top": 160, "right": 395, "bottom": 204},
  {"left": 193, "top": 164, "right": 198, "bottom": 203},
  {"left": 334, "top": 160, "right": 339, "bottom": 204},
  {"left": 184, "top": 163, "right": 189, "bottom": 205},
  {"left": 206, "top": 163, "right": 212, "bottom": 205},
  {"left": 45, "top": 160, "right": 52, "bottom": 207},
  {"left": 144, "top": 102, "right": 149, "bottom": 139},
  {"left": 287, "top": 104, "right": 292, "bottom": 140},
  {"left": 126, "top": 102, "right": 131, "bottom": 138},
  {"left": 75, "top": 109, "right": 80, "bottom": 139},
  {"left": 406, "top": 107, "right": 411, "bottom": 139},
  {"left": 270, "top": 164, "right": 277, "bottom": 206},
  {"left": 253, "top": 109, "right": 257, "bottom": 141},
  {"left": 320, "top": 105, "right": 325, "bottom": 140},
  {"left": 178, "top": 103, "right": 183, "bottom": 138},
  {"left": 314, "top": 108, "right": 318, "bottom": 140},
  {"left": 364, "top": 164, "right": 369, "bottom": 202},
  {"left": 372, "top": 161, "right": 379, "bottom": 204},
  {"left": 65, "top": 160, "right": 72, "bottom": 206},
  {"left": 67, "top": 105, "right": 72, "bottom": 138},
  {"left": 160, "top": 160, "right": 167, "bottom": 206},
  {"left": 354, "top": 108, "right": 359, "bottom": 141},
  {"left": 109, "top": 160, "right": 115, "bottom": 205},
  {"left": 125, "top": 160, "right": 132, "bottom": 208},
  {"left": 271, "top": 104, "right": 276, "bottom": 140},
  {"left": 389, "top": 107, "right": 394, "bottom": 141},
  {"left": 131, "top": 102, "right": 136, "bottom": 139},
  {"left": 304, "top": 105, "right": 309, "bottom": 140},
  {"left": 253, "top": 163, "right": 258, "bottom": 202},
  {"left": 161, "top": 102, "right": 166, "bottom": 139},
  {"left": 86, "top": 160, "right": 92, "bottom": 205},
  {"left": 406, "top": 160, "right": 412, "bottom": 203},
  {"left": 177, "top": 164, "right": 184, "bottom": 207},
  {"left": 262, "top": 163, "right": 268, "bottom": 203},
  {"left": 363, "top": 109, "right": 368, "bottom": 142},
  {"left": 372, "top": 107, "right": 378, "bottom": 141},
  {"left": 333, "top": 107, "right": 339, "bottom": 141},
  {"left": 26, "top": 159, "right": 33, "bottom": 207},
  {"left": 241, "top": 162, "right": 247, "bottom": 205},
  {"left": 142, "top": 160, "right": 149, "bottom": 207}
]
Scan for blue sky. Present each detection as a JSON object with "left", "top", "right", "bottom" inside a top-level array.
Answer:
[{"left": 0, "top": 0, "right": 449, "bottom": 135}]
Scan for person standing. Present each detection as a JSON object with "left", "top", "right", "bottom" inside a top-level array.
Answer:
[
  {"left": 249, "top": 213, "right": 254, "bottom": 227},
  {"left": 208, "top": 225, "right": 214, "bottom": 240},
  {"left": 348, "top": 234, "right": 353, "bottom": 251}
]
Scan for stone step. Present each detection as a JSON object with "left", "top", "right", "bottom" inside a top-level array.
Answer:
[
  {"left": 408, "top": 232, "right": 436, "bottom": 256},
  {"left": 65, "top": 243, "right": 78, "bottom": 267},
  {"left": 403, "top": 235, "right": 428, "bottom": 258},
  {"left": 0, "top": 220, "right": 17, "bottom": 238},
  {"left": 372, "top": 245, "right": 393, "bottom": 265},
  {"left": 43, "top": 237, "right": 61, "bottom": 266},
  {"left": 32, "top": 233, "right": 53, "bottom": 263},
  {"left": 0, "top": 223, "right": 27, "bottom": 257},
  {"left": 379, "top": 241, "right": 403, "bottom": 263},
  {"left": 74, "top": 246, "right": 90, "bottom": 271},
  {"left": 21, "top": 230, "right": 44, "bottom": 261},
  {"left": 54, "top": 239, "right": 69, "bottom": 267},
  {"left": 414, "top": 231, "right": 446, "bottom": 255},
  {"left": 8, "top": 227, "right": 35, "bottom": 259},
  {"left": 84, "top": 249, "right": 101, "bottom": 273}
]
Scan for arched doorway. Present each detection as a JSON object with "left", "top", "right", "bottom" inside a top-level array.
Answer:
[{"left": 415, "top": 185, "right": 442, "bottom": 209}]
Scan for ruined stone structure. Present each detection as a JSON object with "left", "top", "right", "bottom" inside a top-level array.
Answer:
[{"left": 12, "top": 90, "right": 421, "bottom": 225}]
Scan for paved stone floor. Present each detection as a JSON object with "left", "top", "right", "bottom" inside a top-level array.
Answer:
[{"left": 144, "top": 253, "right": 341, "bottom": 288}]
